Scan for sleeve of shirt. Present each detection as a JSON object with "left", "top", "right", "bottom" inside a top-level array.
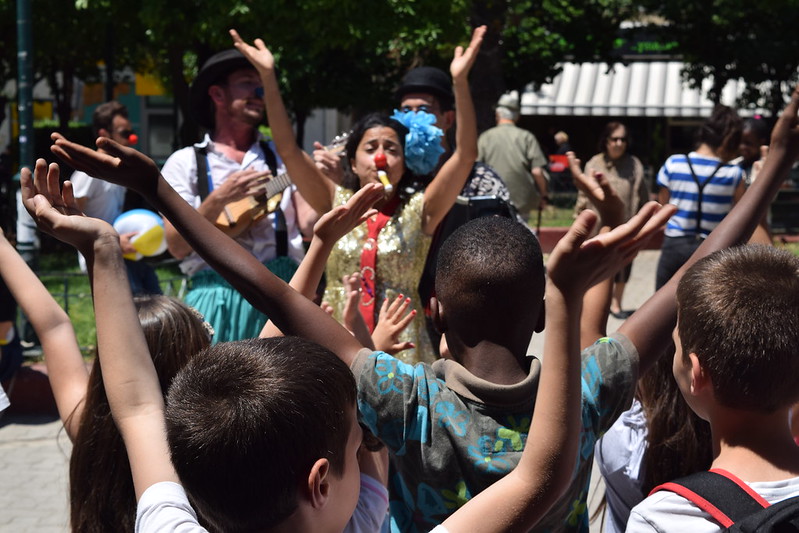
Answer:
[
  {"left": 580, "top": 333, "right": 639, "bottom": 438},
  {"left": 526, "top": 134, "right": 548, "bottom": 169},
  {"left": 477, "top": 132, "right": 487, "bottom": 161},
  {"left": 343, "top": 473, "right": 389, "bottom": 533},
  {"left": 69, "top": 171, "right": 94, "bottom": 199},
  {"left": 161, "top": 149, "right": 200, "bottom": 209},
  {"left": 626, "top": 508, "right": 661, "bottom": 532},
  {"left": 135, "top": 482, "right": 207, "bottom": 533},
  {"left": 352, "top": 349, "right": 441, "bottom": 455},
  {"left": 0, "top": 383, "right": 9, "bottom": 413},
  {"left": 634, "top": 156, "right": 649, "bottom": 209},
  {"left": 655, "top": 157, "right": 672, "bottom": 190}
]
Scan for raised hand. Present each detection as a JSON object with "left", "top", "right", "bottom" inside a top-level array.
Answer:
[
  {"left": 769, "top": 84, "right": 799, "bottom": 160},
  {"left": 213, "top": 168, "right": 272, "bottom": 204},
  {"left": 50, "top": 132, "right": 160, "bottom": 197},
  {"left": 450, "top": 25, "right": 486, "bottom": 82},
  {"left": 372, "top": 294, "right": 416, "bottom": 354},
  {"left": 340, "top": 272, "right": 375, "bottom": 350},
  {"left": 313, "top": 141, "right": 345, "bottom": 184},
  {"left": 547, "top": 202, "right": 676, "bottom": 299},
  {"left": 230, "top": 29, "right": 275, "bottom": 75},
  {"left": 21, "top": 159, "right": 117, "bottom": 255},
  {"left": 313, "top": 183, "right": 382, "bottom": 246},
  {"left": 750, "top": 144, "right": 769, "bottom": 183},
  {"left": 567, "top": 151, "right": 625, "bottom": 226}
]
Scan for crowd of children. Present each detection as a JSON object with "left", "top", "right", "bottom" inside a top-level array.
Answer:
[{"left": 4, "top": 28, "right": 799, "bottom": 533}]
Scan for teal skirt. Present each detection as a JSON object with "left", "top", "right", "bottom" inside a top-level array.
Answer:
[{"left": 186, "top": 256, "right": 298, "bottom": 343}]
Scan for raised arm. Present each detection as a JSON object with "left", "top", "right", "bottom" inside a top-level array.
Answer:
[
  {"left": 420, "top": 25, "right": 485, "bottom": 235},
  {"left": 259, "top": 185, "right": 378, "bottom": 338},
  {"left": 566, "top": 152, "right": 638, "bottom": 347},
  {"left": 20, "top": 161, "right": 178, "bottom": 498},
  {"left": 230, "top": 29, "right": 335, "bottom": 214},
  {"left": 621, "top": 84, "right": 799, "bottom": 374},
  {"left": 50, "top": 134, "right": 370, "bottom": 367},
  {"left": 2, "top": 163, "right": 86, "bottom": 439},
  {"left": 442, "top": 202, "right": 674, "bottom": 533}
]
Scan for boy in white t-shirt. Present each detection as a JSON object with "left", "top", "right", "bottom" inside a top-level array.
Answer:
[{"left": 627, "top": 245, "right": 799, "bottom": 532}]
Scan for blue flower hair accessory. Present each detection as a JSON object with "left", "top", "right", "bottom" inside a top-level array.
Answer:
[{"left": 391, "top": 109, "right": 445, "bottom": 176}]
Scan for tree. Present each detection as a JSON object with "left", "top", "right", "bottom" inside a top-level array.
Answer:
[
  {"left": 641, "top": 0, "right": 799, "bottom": 115},
  {"left": 470, "top": 0, "right": 638, "bottom": 130},
  {"left": 135, "top": 0, "right": 472, "bottom": 145},
  {"left": 2, "top": 0, "right": 645, "bottom": 143}
]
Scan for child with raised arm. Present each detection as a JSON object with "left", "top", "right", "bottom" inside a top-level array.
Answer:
[
  {"left": 8, "top": 160, "right": 213, "bottom": 532},
  {"left": 42, "top": 123, "right": 669, "bottom": 529},
  {"left": 52, "top": 52, "right": 799, "bottom": 533},
  {"left": 49, "top": 123, "right": 671, "bottom": 533}
]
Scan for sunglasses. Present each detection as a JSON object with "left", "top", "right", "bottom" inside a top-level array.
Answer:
[{"left": 400, "top": 104, "right": 435, "bottom": 114}]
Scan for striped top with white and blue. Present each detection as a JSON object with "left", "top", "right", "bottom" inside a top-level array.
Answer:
[{"left": 657, "top": 152, "right": 744, "bottom": 238}]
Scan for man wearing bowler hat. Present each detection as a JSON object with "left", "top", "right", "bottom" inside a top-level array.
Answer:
[{"left": 160, "top": 49, "right": 306, "bottom": 343}]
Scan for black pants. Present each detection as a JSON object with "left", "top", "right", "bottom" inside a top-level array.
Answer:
[{"left": 655, "top": 235, "right": 703, "bottom": 290}]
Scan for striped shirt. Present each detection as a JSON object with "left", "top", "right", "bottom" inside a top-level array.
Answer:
[{"left": 657, "top": 152, "right": 744, "bottom": 238}]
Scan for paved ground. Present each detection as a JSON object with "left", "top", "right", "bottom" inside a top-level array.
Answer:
[
  {"left": 0, "top": 414, "right": 71, "bottom": 532},
  {"left": 0, "top": 250, "right": 661, "bottom": 532}
]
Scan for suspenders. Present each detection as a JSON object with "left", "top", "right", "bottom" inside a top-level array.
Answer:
[
  {"left": 194, "top": 141, "right": 288, "bottom": 256},
  {"left": 683, "top": 154, "right": 724, "bottom": 239}
]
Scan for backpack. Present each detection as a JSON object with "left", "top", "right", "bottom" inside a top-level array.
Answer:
[{"left": 651, "top": 468, "right": 799, "bottom": 532}]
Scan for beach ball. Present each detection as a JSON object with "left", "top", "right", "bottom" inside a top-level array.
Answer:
[{"left": 113, "top": 209, "right": 167, "bottom": 261}]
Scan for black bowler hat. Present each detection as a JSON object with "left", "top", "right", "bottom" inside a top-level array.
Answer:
[
  {"left": 189, "top": 49, "right": 254, "bottom": 129},
  {"left": 395, "top": 66, "right": 454, "bottom": 109}
]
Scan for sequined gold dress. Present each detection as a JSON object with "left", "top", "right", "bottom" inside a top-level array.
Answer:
[{"left": 324, "top": 186, "right": 434, "bottom": 364}]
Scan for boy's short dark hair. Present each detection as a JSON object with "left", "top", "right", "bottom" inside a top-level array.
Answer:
[
  {"left": 92, "top": 101, "right": 128, "bottom": 137},
  {"left": 165, "top": 336, "right": 357, "bottom": 532},
  {"left": 677, "top": 245, "right": 799, "bottom": 412},
  {"left": 435, "top": 216, "right": 545, "bottom": 346}
]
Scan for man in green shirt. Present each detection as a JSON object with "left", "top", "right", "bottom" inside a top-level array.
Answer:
[{"left": 478, "top": 93, "right": 549, "bottom": 222}]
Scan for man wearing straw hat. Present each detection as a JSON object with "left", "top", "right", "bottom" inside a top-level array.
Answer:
[{"left": 160, "top": 49, "right": 305, "bottom": 342}]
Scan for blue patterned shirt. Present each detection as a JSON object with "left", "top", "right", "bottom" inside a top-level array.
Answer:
[{"left": 353, "top": 333, "right": 638, "bottom": 533}]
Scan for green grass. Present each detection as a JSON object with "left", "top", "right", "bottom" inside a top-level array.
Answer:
[
  {"left": 31, "top": 251, "right": 186, "bottom": 357},
  {"left": 777, "top": 240, "right": 799, "bottom": 256}
]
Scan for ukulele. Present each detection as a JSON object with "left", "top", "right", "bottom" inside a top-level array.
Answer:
[{"left": 215, "top": 133, "right": 349, "bottom": 238}]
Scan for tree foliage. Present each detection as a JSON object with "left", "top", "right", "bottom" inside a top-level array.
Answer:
[
  {"left": 640, "top": 0, "right": 799, "bottom": 114},
  {"left": 471, "top": 0, "right": 638, "bottom": 129},
  {"left": 6, "top": 0, "right": 792, "bottom": 140}
]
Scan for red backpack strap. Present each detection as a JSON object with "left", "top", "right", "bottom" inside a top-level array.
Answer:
[
  {"left": 709, "top": 468, "right": 772, "bottom": 508},
  {"left": 650, "top": 470, "right": 769, "bottom": 528},
  {"left": 651, "top": 481, "right": 737, "bottom": 528}
]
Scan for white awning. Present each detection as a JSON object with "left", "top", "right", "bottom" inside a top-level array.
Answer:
[{"left": 521, "top": 61, "right": 769, "bottom": 117}]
